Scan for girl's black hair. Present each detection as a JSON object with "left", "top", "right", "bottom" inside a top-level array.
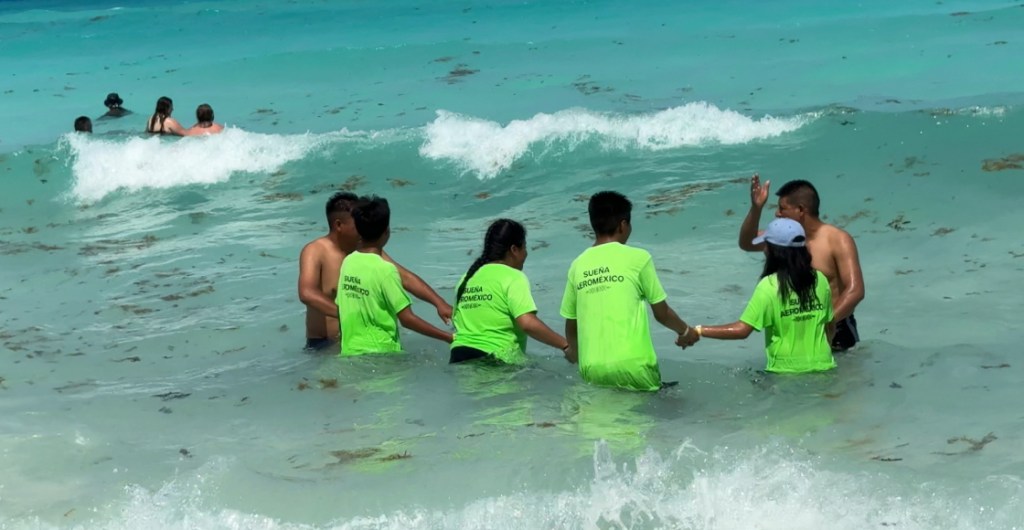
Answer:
[
  {"left": 456, "top": 219, "right": 526, "bottom": 304},
  {"left": 761, "top": 243, "right": 819, "bottom": 311}
]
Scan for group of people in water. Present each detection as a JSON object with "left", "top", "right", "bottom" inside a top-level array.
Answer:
[
  {"left": 297, "top": 176, "right": 865, "bottom": 392},
  {"left": 73, "top": 93, "right": 224, "bottom": 137}
]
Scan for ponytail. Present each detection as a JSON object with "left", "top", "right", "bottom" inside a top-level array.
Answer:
[{"left": 455, "top": 219, "right": 527, "bottom": 305}]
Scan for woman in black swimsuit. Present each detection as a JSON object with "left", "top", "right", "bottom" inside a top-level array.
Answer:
[{"left": 146, "top": 96, "right": 186, "bottom": 136}]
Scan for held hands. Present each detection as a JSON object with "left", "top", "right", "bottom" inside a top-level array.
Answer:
[
  {"left": 562, "top": 344, "right": 578, "bottom": 364},
  {"left": 750, "top": 173, "right": 771, "bottom": 209},
  {"left": 675, "top": 326, "right": 700, "bottom": 349},
  {"left": 436, "top": 301, "right": 454, "bottom": 326}
]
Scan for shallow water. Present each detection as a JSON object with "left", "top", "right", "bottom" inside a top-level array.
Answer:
[{"left": 1, "top": 1, "right": 1024, "bottom": 529}]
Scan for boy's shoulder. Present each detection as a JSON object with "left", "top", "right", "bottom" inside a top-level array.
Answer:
[
  {"left": 568, "top": 243, "right": 653, "bottom": 274},
  {"left": 346, "top": 251, "right": 393, "bottom": 272}
]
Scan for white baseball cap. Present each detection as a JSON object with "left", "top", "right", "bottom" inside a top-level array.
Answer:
[{"left": 752, "top": 218, "right": 806, "bottom": 247}]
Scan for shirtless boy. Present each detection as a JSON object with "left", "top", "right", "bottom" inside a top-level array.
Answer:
[
  {"left": 298, "top": 192, "right": 453, "bottom": 350},
  {"left": 739, "top": 176, "right": 865, "bottom": 351}
]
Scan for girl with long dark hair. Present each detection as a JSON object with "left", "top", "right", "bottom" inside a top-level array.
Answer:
[
  {"left": 146, "top": 96, "right": 187, "bottom": 136},
  {"left": 688, "top": 218, "right": 835, "bottom": 373},
  {"left": 450, "top": 219, "right": 573, "bottom": 364}
]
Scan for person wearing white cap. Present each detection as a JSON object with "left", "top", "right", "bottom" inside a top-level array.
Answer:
[
  {"left": 739, "top": 176, "right": 864, "bottom": 352},
  {"left": 684, "top": 218, "right": 836, "bottom": 373}
]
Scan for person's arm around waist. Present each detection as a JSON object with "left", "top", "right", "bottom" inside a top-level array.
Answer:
[
  {"left": 831, "top": 231, "right": 865, "bottom": 322},
  {"left": 297, "top": 246, "right": 338, "bottom": 318}
]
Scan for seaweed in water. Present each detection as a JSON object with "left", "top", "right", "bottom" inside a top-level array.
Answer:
[
  {"left": 981, "top": 154, "right": 1024, "bottom": 172},
  {"left": 442, "top": 64, "right": 479, "bottom": 84},
  {"left": 153, "top": 391, "right": 191, "bottom": 401},
  {"left": 934, "top": 432, "right": 997, "bottom": 455},
  {"left": 380, "top": 451, "right": 412, "bottom": 461},
  {"left": 327, "top": 448, "right": 380, "bottom": 466},
  {"left": 886, "top": 215, "right": 910, "bottom": 231},
  {"left": 261, "top": 192, "right": 303, "bottom": 202}
]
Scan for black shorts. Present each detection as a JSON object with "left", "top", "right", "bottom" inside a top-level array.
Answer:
[
  {"left": 831, "top": 314, "right": 860, "bottom": 352},
  {"left": 304, "top": 337, "right": 335, "bottom": 352},
  {"left": 450, "top": 345, "right": 490, "bottom": 364}
]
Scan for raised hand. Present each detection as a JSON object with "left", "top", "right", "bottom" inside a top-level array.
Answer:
[{"left": 750, "top": 173, "right": 771, "bottom": 209}]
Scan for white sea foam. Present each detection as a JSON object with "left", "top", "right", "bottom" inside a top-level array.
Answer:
[
  {"left": 2, "top": 442, "right": 1018, "bottom": 530},
  {"left": 62, "top": 128, "right": 327, "bottom": 203},
  {"left": 419, "top": 103, "right": 811, "bottom": 179}
]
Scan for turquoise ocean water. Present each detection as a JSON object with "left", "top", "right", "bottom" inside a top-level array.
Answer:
[{"left": 2, "top": 1, "right": 1024, "bottom": 528}]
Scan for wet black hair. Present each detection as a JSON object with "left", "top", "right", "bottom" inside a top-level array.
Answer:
[
  {"left": 325, "top": 191, "right": 359, "bottom": 224},
  {"left": 456, "top": 219, "right": 527, "bottom": 304},
  {"left": 196, "top": 103, "right": 214, "bottom": 123},
  {"left": 74, "top": 116, "right": 92, "bottom": 133},
  {"left": 149, "top": 96, "right": 173, "bottom": 132},
  {"left": 352, "top": 195, "right": 390, "bottom": 242},
  {"left": 776, "top": 179, "right": 821, "bottom": 217},
  {"left": 762, "top": 243, "right": 819, "bottom": 312},
  {"left": 588, "top": 191, "right": 632, "bottom": 236}
]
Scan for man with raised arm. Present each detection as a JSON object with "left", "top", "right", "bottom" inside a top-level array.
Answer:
[{"left": 739, "top": 175, "right": 865, "bottom": 351}]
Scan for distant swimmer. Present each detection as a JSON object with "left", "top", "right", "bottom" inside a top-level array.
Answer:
[
  {"left": 689, "top": 218, "right": 836, "bottom": 373},
  {"left": 739, "top": 176, "right": 864, "bottom": 351},
  {"left": 450, "top": 219, "right": 573, "bottom": 365},
  {"left": 560, "top": 191, "right": 699, "bottom": 392},
  {"left": 185, "top": 103, "right": 224, "bottom": 135},
  {"left": 74, "top": 116, "right": 92, "bottom": 133},
  {"left": 100, "top": 92, "right": 132, "bottom": 119},
  {"left": 297, "top": 192, "right": 453, "bottom": 352},
  {"left": 145, "top": 96, "right": 188, "bottom": 136}
]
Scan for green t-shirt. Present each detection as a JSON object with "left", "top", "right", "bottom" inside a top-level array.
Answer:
[
  {"left": 739, "top": 271, "right": 836, "bottom": 373},
  {"left": 451, "top": 263, "right": 538, "bottom": 365},
  {"left": 560, "top": 243, "right": 668, "bottom": 392},
  {"left": 336, "top": 251, "right": 411, "bottom": 356}
]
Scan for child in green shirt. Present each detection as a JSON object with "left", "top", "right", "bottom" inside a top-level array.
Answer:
[
  {"left": 336, "top": 196, "right": 452, "bottom": 355},
  {"left": 451, "top": 219, "right": 572, "bottom": 365},
  {"left": 690, "top": 218, "right": 836, "bottom": 373},
  {"left": 560, "top": 191, "right": 699, "bottom": 392}
]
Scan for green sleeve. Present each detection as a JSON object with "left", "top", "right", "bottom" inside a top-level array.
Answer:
[
  {"left": 739, "top": 280, "right": 771, "bottom": 331},
  {"left": 559, "top": 266, "right": 577, "bottom": 319},
  {"left": 382, "top": 265, "right": 412, "bottom": 315},
  {"left": 638, "top": 256, "right": 667, "bottom": 305},
  {"left": 507, "top": 272, "right": 538, "bottom": 319},
  {"left": 820, "top": 273, "right": 834, "bottom": 322}
]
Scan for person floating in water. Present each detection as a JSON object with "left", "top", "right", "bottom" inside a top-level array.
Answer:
[
  {"left": 145, "top": 96, "right": 188, "bottom": 136},
  {"left": 336, "top": 195, "right": 453, "bottom": 355},
  {"left": 739, "top": 176, "right": 864, "bottom": 352},
  {"left": 73, "top": 116, "right": 92, "bottom": 133},
  {"left": 690, "top": 218, "right": 836, "bottom": 373},
  {"left": 560, "top": 191, "right": 699, "bottom": 392},
  {"left": 297, "top": 192, "right": 452, "bottom": 352},
  {"left": 450, "top": 219, "right": 573, "bottom": 365},
  {"left": 100, "top": 93, "right": 131, "bottom": 119},
  {"left": 185, "top": 103, "right": 224, "bottom": 135}
]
